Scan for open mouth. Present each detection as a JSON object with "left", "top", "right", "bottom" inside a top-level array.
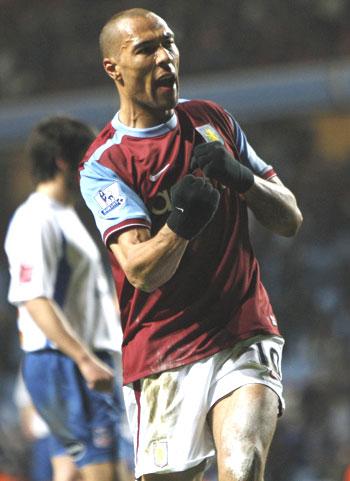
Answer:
[{"left": 156, "top": 74, "right": 177, "bottom": 89}]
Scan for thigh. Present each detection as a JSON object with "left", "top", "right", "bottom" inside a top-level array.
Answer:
[
  {"left": 79, "top": 462, "right": 115, "bottom": 481},
  {"left": 208, "top": 384, "right": 278, "bottom": 480},
  {"left": 51, "top": 455, "right": 82, "bottom": 481}
]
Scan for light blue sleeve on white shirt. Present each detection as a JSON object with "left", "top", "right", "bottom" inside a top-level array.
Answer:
[{"left": 80, "top": 157, "right": 151, "bottom": 242}]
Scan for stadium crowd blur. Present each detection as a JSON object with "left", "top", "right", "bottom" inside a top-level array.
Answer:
[
  {"left": 1, "top": 1, "right": 350, "bottom": 480},
  {"left": 2, "top": 0, "right": 350, "bottom": 99}
]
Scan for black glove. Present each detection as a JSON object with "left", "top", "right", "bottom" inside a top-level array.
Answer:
[
  {"left": 191, "top": 141, "right": 254, "bottom": 193},
  {"left": 167, "top": 174, "right": 220, "bottom": 240}
]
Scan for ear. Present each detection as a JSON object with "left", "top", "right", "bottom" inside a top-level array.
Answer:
[
  {"left": 55, "top": 158, "right": 69, "bottom": 172},
  {"left": 103, "top": 57, "right": 123, "bottom": 83}
]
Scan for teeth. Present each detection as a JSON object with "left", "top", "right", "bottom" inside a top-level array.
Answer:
[{"left": 159, "top": 74, "right": 175, "bottom": 81}]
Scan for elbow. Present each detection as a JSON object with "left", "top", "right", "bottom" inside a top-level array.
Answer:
[
  {"left": 125, "top": 272, "right": 156, "bottom": 293},
  {"left": 280, "top": 209, "right": 303, "bottom": 237},
  {"left": 124, "top": 265, "right": 161, "bottom": 293},
  {"left": 125, "top": 260, "right": 178, "bottom": 293}
]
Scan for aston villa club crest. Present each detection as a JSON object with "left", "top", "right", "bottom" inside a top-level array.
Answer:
[
  {"left": 152, "top": 439, "right": 168, "bottom": 468},
  {"left": 195, "top": 124, "right": 224, "bottom": 144}
]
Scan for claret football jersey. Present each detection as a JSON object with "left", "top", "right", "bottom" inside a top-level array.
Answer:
[{"left": 80, "top": 99, "right": 281, "bottom": 384}]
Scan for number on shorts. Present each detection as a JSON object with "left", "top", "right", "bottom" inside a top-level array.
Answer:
[{"left": 256, "top": 341, "right": 282, "bottom": 378}]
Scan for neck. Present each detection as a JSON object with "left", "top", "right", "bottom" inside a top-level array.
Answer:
[
  {"left": 36, "top": 176, "right": 74, "bottom": 205},
  {"left": 118, "top": 102, "right": 173, "bottom": 128}
]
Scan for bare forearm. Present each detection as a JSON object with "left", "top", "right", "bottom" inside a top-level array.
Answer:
[
  {"left": 24, "top": 297, "right": 92, "bottom": 364},
  {"left": 140, "top": 225, "right": 188, "bottom": 290},
  {"left": 25, "top": 297, "right": 115, "bottom": 391},
  {"left": 244, "top": 176, "right": 303, "bottom": 237},
  {"left": 110, "top": 224, "right": 188, "bottom": 292}
]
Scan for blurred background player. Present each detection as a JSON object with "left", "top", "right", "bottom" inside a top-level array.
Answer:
[
  {"left": 14, "top": 372, "right": 82, "bottom": 481},
  {"left": 5, "top": 117, "right": 133, "bottom": 481},
  {"left": 79, "top": 8, "right": 302, "bottom": 481}
]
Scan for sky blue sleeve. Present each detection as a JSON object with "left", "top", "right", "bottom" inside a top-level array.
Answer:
[
  {"left": 80, "top": 158, "right": 151, "bottom": 243},
  {"left": 226, "top": 112, "right": 274, "bottom": 177}
]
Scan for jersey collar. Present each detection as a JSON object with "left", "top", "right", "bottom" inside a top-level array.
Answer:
[{"left": 111, "top": 111, "right": 178, "bottom": 138}]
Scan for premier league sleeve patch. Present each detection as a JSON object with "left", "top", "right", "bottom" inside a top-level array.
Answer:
[
  {"left": 94, "top": 182, "right": 126, "bottom": 216},
  {"left": 80, "top": 159, "right": 151, "bottom": 239}
]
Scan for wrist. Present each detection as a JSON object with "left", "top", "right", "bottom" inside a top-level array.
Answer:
[
  {"left": 242, "top": 174, "right": 255, "bottom": 193},
  {"left": 166, "top": 209, "right": 194, "bottom": 240},
  {"left": 229, "top": 164, "right": 254, "bottom": 193},
  {"left": 73, "top": 348, "right": 93, "bottom": 366}
]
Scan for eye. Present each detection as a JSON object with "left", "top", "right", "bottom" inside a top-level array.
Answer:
[
  {"left": 137, "top": 44, "right": 156, "bottom": 55},
  {"left": 163, "top": 38, "right": 174, "bottom": 50}
]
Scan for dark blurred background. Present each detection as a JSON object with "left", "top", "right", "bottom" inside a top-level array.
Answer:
[{"left": 1, "top": 1, "right": 350, "bottom": 480}]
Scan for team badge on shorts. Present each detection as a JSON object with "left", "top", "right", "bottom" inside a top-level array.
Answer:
[
  {"left": 92, "top": 427, "right": 113, "bottom": 448},
  {"left": 195, "top": 124, "right": 224, "bottom": 144},
  {"left": 94, "top": 182, "right": 126, "bottom": 216},
  {"left": 152, "top": 439, "right": 168, "bottom": 468}
]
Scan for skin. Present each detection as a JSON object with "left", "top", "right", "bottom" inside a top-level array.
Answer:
[
  {"left": 102, "top": 10, "right": 180, "bottom": 128},
  {"left": 51, "top": 455, "right": 82, "bottom": 481},
  {"left": 100, "top": 9, "right": 303, "bottom": 480},
  {"left": 208, "top": 385, "right": 279, "bottom": 481}
]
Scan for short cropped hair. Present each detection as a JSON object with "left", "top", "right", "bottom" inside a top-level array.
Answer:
[{"left": 27, "top": 116, "right": 95, "bottom": 183}]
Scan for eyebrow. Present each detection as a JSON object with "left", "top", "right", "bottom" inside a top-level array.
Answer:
[{"left": 132, "top": 32, "right": 174, "bottom": 51}]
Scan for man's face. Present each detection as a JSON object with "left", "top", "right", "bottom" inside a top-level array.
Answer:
[{"left": 109, "top": 15, "right": 180, "bottom": 116}]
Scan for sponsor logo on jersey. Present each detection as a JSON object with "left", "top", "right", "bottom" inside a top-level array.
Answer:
[
  {"left": 152, "top": 439, "right": 168, "bottom": 468},
  {"left": 149, "top": 189, "right": 172, "bottom": 216},
  {"left": 20, "top": 264, "right": 33, "bottom": 283},
  {"left": 195, "top": 124, "right": 224, "bottom": 144},
  {"left": 95, "top": 182, "right": 126, "bottom": 216}
]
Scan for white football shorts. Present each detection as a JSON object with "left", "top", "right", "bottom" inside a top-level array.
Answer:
[{"left": 123, "top": 334, "right": 285, "bottom": 478}]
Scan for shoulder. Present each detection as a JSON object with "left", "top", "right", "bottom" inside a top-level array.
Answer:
[
  {"left": 176, "top": 98, "right": 229, "bottom": 119},
  {"left": 10, "top": 195, "right": 50, "bottom": 225},
  {"left": 83, "top": 122, "right": 114, "bottom": 158},
  {"left": 80, "top": 121, "right": 129, "bottom": 175},
  {"left": 5, "top": 196, "right": 59, "bottom": 256}
]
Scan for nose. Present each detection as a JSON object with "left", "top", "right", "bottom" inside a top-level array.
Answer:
[{"left": 155, "top": 45, "right": 172, "bottom": 64}]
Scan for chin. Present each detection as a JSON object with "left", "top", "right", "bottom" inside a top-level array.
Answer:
[{"left": 160, "top": 94, "right": 178, "bottom": 111}]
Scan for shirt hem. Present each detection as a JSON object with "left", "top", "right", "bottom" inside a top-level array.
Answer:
[{"left": 123, "top": 329, "right": 283, "bottom": 385}]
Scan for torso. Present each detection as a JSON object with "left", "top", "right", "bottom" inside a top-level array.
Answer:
[{"left": 80, "top": 99, "right": 281, "bottom": 383}]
